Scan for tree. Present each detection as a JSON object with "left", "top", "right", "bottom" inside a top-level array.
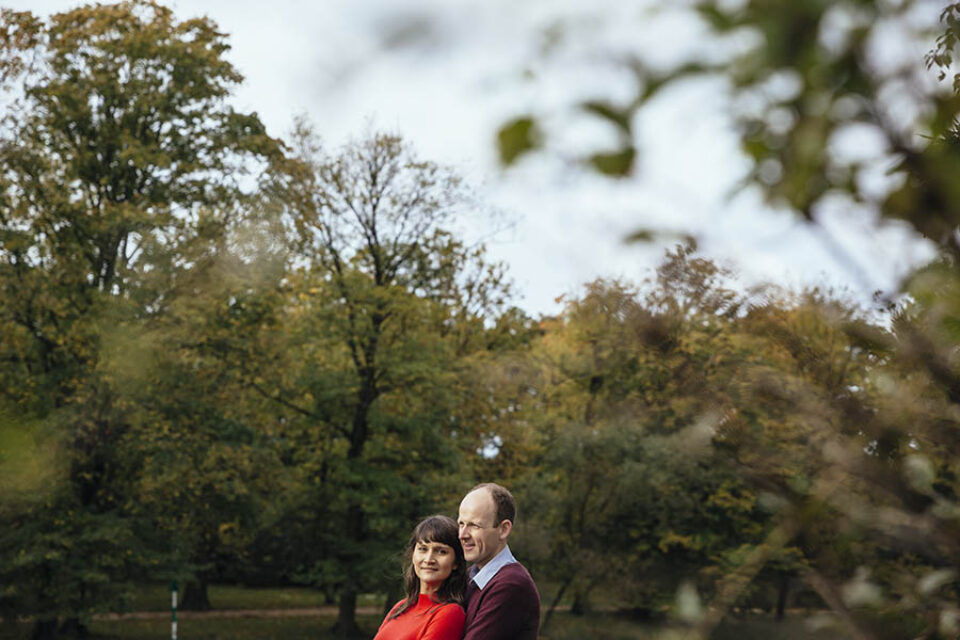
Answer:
[
  {"left": 246, "top": 128, "right": 512, "bottom": 637},
  {"left": 511, "top": 258, "right": 767, "bottom": 628},
  {"left": 0, "top": 2, "right": 280, "bottom": 635}
]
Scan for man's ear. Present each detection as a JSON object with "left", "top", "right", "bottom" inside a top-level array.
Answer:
[{"left": 498, "top": 519, "right": 513, "bottom": 540}]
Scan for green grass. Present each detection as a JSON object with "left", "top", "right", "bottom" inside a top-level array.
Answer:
[
  {"left": 0, "top": 584, "right": 389, "bottom": 640},
  {"left": 0, "top": 584, "right": 884, "bottom": 640},
  {"left": 91, "top": 614, "right": 384, "bottom": 639},
  {"left": 0, "top": 612, "right": 866, "bottom": 640},
  {"left": 0, "top": 614, "right": 382, "bottom": 640},
  {"left": 125, "top": 583, "right": 349, "bottom": 612},
  {"left": 539, "top": 613, "right": 852, "bottom": 640}
]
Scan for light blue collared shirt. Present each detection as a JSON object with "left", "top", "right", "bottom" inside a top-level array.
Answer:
[{"left": 469, "top": 544, "right": 517, "bottom": 590}]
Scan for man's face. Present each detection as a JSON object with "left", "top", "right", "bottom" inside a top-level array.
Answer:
[{"left": 458, "top": 489, "right": 509, "bottom": 569}]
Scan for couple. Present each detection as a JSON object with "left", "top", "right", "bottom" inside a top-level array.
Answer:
[{"left": 373, "top": 483, "right": 540, "bottom": 640}]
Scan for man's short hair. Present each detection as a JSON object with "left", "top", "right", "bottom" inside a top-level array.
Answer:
[{"left": 470, "top": 482, "right": 517, "bottom": 525}]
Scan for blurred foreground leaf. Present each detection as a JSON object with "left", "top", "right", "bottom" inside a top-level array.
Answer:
[
  {"left": 0, "top": 411, "right": 59, "bottom": 502},
  {"left": 588, "top": 146, "right": 636, "bottom": 177},
  {"left": 496, "top": 116, "right": 540, "bottom": 166}
]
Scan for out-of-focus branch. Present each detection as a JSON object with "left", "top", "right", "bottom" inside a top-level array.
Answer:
[{"left": 803, "top": 569, "right": 876, "bottom": 640}]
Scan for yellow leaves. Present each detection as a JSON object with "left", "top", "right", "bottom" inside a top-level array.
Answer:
[
  {"left": 217, "top": 520, "right": 240, "bottom": 544},
  {"left": 658, "top": 531, "right": 699, "bottom": 553},
  {"left": 707, "top": 483, "right": 757, "bottom": 513}
]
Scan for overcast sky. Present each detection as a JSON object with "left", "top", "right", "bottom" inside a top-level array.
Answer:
[{"left": 6, "top": 0, "right": 939, "bottom": 316}]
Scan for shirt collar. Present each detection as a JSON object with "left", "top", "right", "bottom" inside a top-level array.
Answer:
[{"left": 469, "top": 545, "right": 517, "bottom": 590}]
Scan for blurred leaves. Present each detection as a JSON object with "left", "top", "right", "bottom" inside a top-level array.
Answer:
[
  {"left": 588, "top": 146, "right": 636, "bottom": 177},
  {"left": 582, "top": 100, "right": 633, "bottom": 135},
  {"left": 496, "top": 116, "right": 541, "bottom": 166},
  {"left": 0, "top": 410, "right": 60, "bottom": 505}
]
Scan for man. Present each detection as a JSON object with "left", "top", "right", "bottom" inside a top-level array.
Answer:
[{"left": 458, "top": 483, "right": 540, "bottom": 640}]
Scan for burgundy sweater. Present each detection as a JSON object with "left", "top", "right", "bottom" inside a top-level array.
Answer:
[{"left": 464, "top": 563, "right": 540, "bottom": 640}]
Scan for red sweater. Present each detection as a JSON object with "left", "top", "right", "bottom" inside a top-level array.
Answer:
[
  {"left": 464, "top": 563, "right": 540, "bottom": 640},
  {"left": 374, "top": 593, "right": 466, "bottom": 640}
]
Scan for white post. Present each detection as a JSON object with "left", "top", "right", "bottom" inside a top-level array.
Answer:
[{"left": 171, "top": 581, "right": 178, "bottom": 640}]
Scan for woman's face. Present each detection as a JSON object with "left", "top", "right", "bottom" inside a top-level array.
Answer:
[{"left": 412, "top": 539, "right": 457, "bottom": 594}]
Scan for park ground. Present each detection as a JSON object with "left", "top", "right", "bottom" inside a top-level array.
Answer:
[{"left": 0, "top": 583, "right": 897, "bottom": 639}]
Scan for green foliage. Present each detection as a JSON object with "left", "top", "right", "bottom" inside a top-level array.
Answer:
[
  {"left": 496, "top": 116, "right": 541, "bottom": 166},
  {"left": 498, "top": 243, "right": 960, "bottom": 639},
  {"left": 512, "top": 260, "right": 769, "bottom": 624},
  {"left": 588, "top": 147, "right": 636, "bottom": 177},
  {"left": 0, "top": 1, "right": 281, "bottom": 632},
  {"left": 224, "top": 126, "right": 520, "bottom": 634}
]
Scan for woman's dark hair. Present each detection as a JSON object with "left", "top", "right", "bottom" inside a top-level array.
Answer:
[{"left": 389, "top": 514, "right": 467, "bottom": 620}]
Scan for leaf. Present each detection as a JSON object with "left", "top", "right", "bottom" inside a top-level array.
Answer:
[
  {"left": 581, "top": 100, "right": 633, "bottom": 134},
  {"left": 588, "top": 146, "right": 636, "bottom": 177},
  {"left": 624, "top": 228, "right": 698, "bottom": 245},
  {"left": 496, "top": 116, "right": 540, "bottom": 166},
  {"left": 625, "top": 229, "right": 656, "bottom": 242}
]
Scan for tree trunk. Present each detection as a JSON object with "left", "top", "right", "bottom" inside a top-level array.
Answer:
[
  {"left": 2, "top": 613, "right": 17, "bottom": 635},
  {"left": 333, "top": 363, "right": 375, "bottom": 638},
  {"left": 32, "top": 618, "right": 57, "bottom": 640},
  {"left": 333, "top": 502, "right": 366, "bottom": 637},
  {"left": 180, "top": 580, "right": 211, "bottom": 611},
  {"left": 333, "top": 590, "right": 362, "bottom": 639},
  {"left": 382, "top": 580, "right": 401, "bottom": 619},
  {"left": 541, "top": 576, "right": 573, "bottom": 631},
  {"left": 571, "top": 588, "right": 590, "bottom": 615},
  {"left": 58, "top": 617, "right": 87, "bottom": 638},
  {"left": 775, "top": 573, "right": 790, "bottom": 621}
]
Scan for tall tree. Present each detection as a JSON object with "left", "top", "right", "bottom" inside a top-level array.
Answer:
[
  {"left": 254, "top": 128, "right": 511, "bottom": 637},
  {"left": 0, "top": 2, "right": 279, "bottom": 636},
  {"left": 512, "top": 257, "right": 766, "bottom": 627}
]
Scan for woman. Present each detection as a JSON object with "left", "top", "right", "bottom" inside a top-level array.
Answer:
[{"left": 374, "top": 515, "right": 467, "bottom": 640}]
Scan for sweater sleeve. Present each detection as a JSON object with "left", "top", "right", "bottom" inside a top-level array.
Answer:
[
  {"left": 463, "top": 573, "right": 540, "bottom": 640},
  {"left": 421, "top": 603, "right": 466, "bottom": 640},
  {"left": 373, "top": 600, "right": 404, "bottom": 640}
]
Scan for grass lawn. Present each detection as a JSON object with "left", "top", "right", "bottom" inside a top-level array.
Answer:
[
  {"left": 538, "top": 613, "right": 853, "bottom": 640},
  {"left": 124, "top": 583, "right": 385, "bottom": 612},
  {"left": 0, "top": 583, "right": 890, "bottom": 639},
  {"left": 3, "top": 614, "right": 852, "bottom": 640},
  {"left": 0, "top": 614, "right": 382, "bottom": 639},
  {"left": 0, "top": 612, "right": 865, "bottom": 640}
]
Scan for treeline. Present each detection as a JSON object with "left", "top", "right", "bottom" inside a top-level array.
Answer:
[{"left": 1, "top": 3, "right": 960, "bottom": 640}]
